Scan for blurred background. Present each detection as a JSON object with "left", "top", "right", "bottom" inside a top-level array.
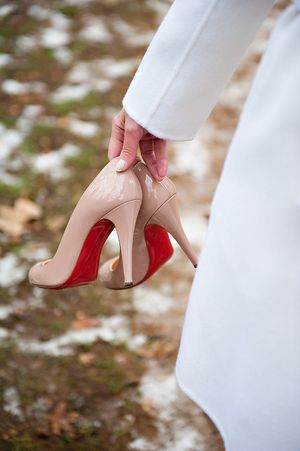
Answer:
[{"left": 0, "top": 0, "right": 288, "bottom": 450}]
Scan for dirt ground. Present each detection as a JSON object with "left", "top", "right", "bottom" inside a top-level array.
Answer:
[{"left": 0, "top": 0, "right": 288, "bottom": 450}]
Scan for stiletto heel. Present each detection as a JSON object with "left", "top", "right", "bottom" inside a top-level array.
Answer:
[
  {"left": 103, "top": 199, "right": 141, "bottom": 287},
  {"left": 28, "top": 157, "right": 142, "bottom": 289},
  {"left": 149, "top": 195, "right": 198, "bottom": 268},
  {"left": 100, "top": 161, "right": 198, "bottom": 290}
]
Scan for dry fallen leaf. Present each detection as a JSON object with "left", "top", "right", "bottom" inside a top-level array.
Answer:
[
  {"left": 71, "top": 311, "right": 100, "bottom": 330},
  {"left": 48, "top": 402, "right": 79, "bottom": 436},
  {"left": 114, "top": 351, "right": 129, "bottom": 365},
  {"left": 0, "top": 197, "right": 42, "bottom": 241},
  {"left": 0, "top": 218, "right": 24, "bottom": 241},
  {"left": 78, "top": 352, "right": 96, "bottom": 366},
  {"left": 134, "top": 340, "right": 176, "bottom": 359},
  {"left": 75, "top": 311, "right": 86, "bottom": 320},
  {"left": 45, "top": 214, "right": 67, "bottom": 232},
  {"left": 14, "top": 198, "right": 42, "bottom": 221},
  {"left": 140, "top": 398, "right": 156, "bottom": 415},
  {"left": 49, "top": 401, "right": 67, "bottom": 435}
]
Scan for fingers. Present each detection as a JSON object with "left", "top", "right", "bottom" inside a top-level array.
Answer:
[
  {"left": 108, "top": 109, "right": 168, "bottom": 178},
  {"left": 108, "top": 122, "right": 124, "bottom": 161},
  {"left": 108, "top": 111, "right": 125, "bottom": 160},
  {"left": 154, "top": 139, "right": 168, "bottom": 178},
  {"left": 140, "top": 137, "right": 168, "bottom": 181},
  {"left": 116, "top": 120, "right": 142, "bottom": 172},
  {"left": 140, "top": 138, "right": 160, "bottom": 181}
]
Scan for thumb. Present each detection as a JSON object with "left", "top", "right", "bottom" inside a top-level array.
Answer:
[{"left": 116, "top": 122, "right": 143, "bottom": 172}]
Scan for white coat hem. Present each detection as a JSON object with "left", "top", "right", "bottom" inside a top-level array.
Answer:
[
  {"left": 122, "top": 99, "right": 194, "bottom": 142},
  {"left": 175, "top": 362, "right": 228, "bottom": 450}
]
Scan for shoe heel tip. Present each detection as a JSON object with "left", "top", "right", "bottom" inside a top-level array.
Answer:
[
  {"left": 193, "top": 264, "right": 198, "bottom": 268},
  {"left": 124, "top": 281, "right": 133, "bottom": 288}
]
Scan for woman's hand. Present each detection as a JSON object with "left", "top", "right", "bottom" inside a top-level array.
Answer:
[{"left": 108, "top": 108, "right": 168, "bottom": 181}]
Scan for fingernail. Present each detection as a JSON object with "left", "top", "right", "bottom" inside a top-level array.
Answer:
[{"left": 116, "top": 159, "right": 126, "bottom": 172}]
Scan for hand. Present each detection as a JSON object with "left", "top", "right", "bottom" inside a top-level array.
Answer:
[{"left": 108, "top": 108, "right": 168, "bottom": 181}]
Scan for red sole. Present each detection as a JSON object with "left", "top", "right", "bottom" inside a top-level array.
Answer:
[
  {"left": 45, "top": 219, "right": 114, "bottom": 289},
  {"left": 139, "top": 224, "right": 173, "bottom": 285},
  {"left": 40, "top": 222, "right": 173, "bottom": 290}
]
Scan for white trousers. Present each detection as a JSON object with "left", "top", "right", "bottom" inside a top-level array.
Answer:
[{"left": 175, "top": 3, "right": 300, "bottom": 450}]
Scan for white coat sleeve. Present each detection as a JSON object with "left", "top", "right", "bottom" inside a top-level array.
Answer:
[{"left": 122, "top": 0, "right": 276, "bottom": 141}]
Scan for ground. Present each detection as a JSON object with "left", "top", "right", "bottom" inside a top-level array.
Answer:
[{"left": 0, "top": 1, "right": 287, "bottom": 450}]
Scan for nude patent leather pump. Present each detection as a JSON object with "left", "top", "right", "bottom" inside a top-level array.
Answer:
[
  {"left": 99, "top": 160, "right": 198, "bottom": 289},
  {"left": 28, "top": 157, "right": 142, "bottom": 289}
]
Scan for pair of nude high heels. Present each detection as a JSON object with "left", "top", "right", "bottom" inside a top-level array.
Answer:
[{"left": 28, "top": 157, "right": 198, "bottom": 290}]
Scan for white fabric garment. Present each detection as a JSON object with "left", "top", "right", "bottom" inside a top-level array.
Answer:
[
  {"left": 122, "top": 1, "right": 300, "bottom": 450},
  {"left": 122, "top": 0, "right": 276, "bottom": 141},
  {"left": 175, "top": 4, "right": 300, "bottom": 450}
]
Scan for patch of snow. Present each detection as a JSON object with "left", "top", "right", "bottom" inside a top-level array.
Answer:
[
  {"left": 0, "top": 54, "right": 13, "bottom": 67},
  {"left": 51, "top": 80, "right": 111, "bottom": 103},
  {"left": 111, "top": 18, "right": 136, "bottom": 37},
  {"left": 41, "top": 28, "right": 70, "bottom": 48},
  {"left": 3, "top": 387, "right": 23, "bottom": 419},
  {"left": 31, "top": 286, "right": 44, "bottom": 300},
  {"left": 0, "top": 4, "right": 16, "bottom": 17},
  {"left": 28, "top": 5, "right": 70, "bottom": 29},
  {"left": 93, "top": 79, "right": 112, "bottom": 92},
  {"left": 0, "top": 305, "right": 14, "bottom": 321},
  {"left": 27, "top": 397, "right": 51, "bottom": 417},
  {"left": 28, "top": 4, "right": 53, "bottom": 20},
  {"left": 104, "top": 228, "right": 119, "bottom": 253},
  {"left": 111, "top": 19, "right": 154, "bottom": 47},
  {"left": 129, "top": 437, "right": 153, "bottom": 451},
  {"left": 0, "top": 254, "right": 27, "bottom": 288},
  {"left": 3, "top": 388, "right": 24, "bottom": 419},
  {"left": 22, "top": 105, "right": 43, "bottom": 119},
  {"left": 178, "top": 211, "right": 207, "bottom": 248},
  {"left": 132, "top": 286, "right": 173, "bottom": 316},
  {"left": 66, "top": 61, "right": 114, "bottom": 94},
  {"left": 98, "top": 57, "right": 138, "bottom": 79},
  {"left": 19, "top": 315, "right": 132, "bottom": 356},
  {"left": 68, "top": 118, "right": 100, "bottom": 137},
  {"left": 0, "top": 173, "right": 20, "bottom": 185},
  {"left": 146, "top": 0, "right": 170, "bottom": 20},
  {"left": 53, "top": 47, "right": 72, "bottom": 65},
  {"left": 16, "top": 105, "right": 44, "bottom": 134},
  {"left": 63, "top": 0, "right": 93, "bottom": 5},
  {"left": 0, "top": 296, "right": 44, "bottom": 321},
  {"left": 67, "top": 63, "right": 92, "bottom": 83},
  {"left": 31, "top": 143, "right": 81, "bottom": 180},
  {"left": 79, "top": 18, "right": 111, "bottom": 43},
  {"left": 136, "top": 366, "right": 205, "bottom": 450},
  {"left": 2, "top": 79, "right": 46, "bottom": 95},
  {"left": 127, "top": 334, "right": 147, "bottom": 351},
  {"left": 51, "top": 84, "right": 90, "bottom": 102},
  {"left": 0, "top": 327, "right": 9, "bottom": 339},
  {"left": 20, "top": 245, "right": 51, "bottom": 262},
  {"left": 140, "top": 371, "right": 178, "bottom": 420},
  {"left": 125, "top": 31, "right": 154, "bottom": 47},
  {"left": 169, "top": 135, "right": 210, "bottom": 180},
  {"left": 16, "top": 35, "right": 39, "bottom": 52},
  {"left": 87, "top": 106, "right": 102, "bottom": 119},
  {"left": 68, "top": 58, "right": 137, "bottom": 86},
  {"left": 0, "top": 125, "right": 23, "bottom": 159},
  {"left": 27, "top": 4, "right": 71, "bottom": 35},
  {"left": 163, "top": 420, "right": 204, "bottom": 451}
]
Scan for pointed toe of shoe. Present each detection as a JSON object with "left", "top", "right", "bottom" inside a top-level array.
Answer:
[
  {"left": 28, "top": 259, "right": 51, "bottom": 286},
  {"left": 28, "top": 263, "right": 42, "bottom": 286}
]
